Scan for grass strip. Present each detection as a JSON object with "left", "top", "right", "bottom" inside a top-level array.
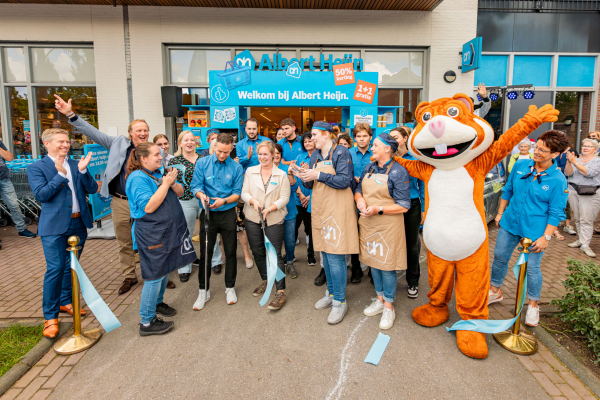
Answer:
[{"left": 0, "top": 324, "right": 43, "bottom": 377}]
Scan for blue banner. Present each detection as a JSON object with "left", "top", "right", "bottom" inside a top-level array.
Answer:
[
  {"left": 84, "top": 144, "right": 112, "bottom": 220},
  {"left": 209, "top": 70, "right": 379, "bottom": 107}
]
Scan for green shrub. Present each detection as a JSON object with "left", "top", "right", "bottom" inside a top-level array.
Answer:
[{"left": 551, "top": 258, "right": 600, "bottom": 363}]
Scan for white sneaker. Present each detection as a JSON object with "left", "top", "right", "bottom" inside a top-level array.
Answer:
[
  {"left": 563, "top": 225, "right": 576, "bottom": 235},
  {"left": 379, "top": 308, "right": 395, "bottom": 330},
  {"left": 225, "top": 288, "right": 237, "bottom": 305},
  {"left": 525, "top": 305, "right": 540, "bottom": 327},
  {"left": 568, "top": 240, "right": 582, "bottom": 248},
  {"left": 488, "top": 288, "right": 503, "bottom": 305},
  {"left": 193, "top": 289, "right": 210, "bottom": 310},
  {"left": 580, "top": 246, "right": 596, "bottom": 257},
  {"left": 327, "top": 300, "right": 348, "bottom": 324},
  {"left": 363, "top": 299, "right": 384, "bottom": 316},
  {"left": 245, "top": 259, "right": 254, "bottom": 269},
  {"left": 315, "top": 290, "right": 333, "bottom": 310}
]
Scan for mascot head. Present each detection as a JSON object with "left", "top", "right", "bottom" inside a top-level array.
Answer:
[{"left": 407, "top": 93, "right": 495, "bottom": 171}]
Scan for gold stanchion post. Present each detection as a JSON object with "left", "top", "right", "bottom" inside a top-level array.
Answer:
[
  {"left": 492, "top": 238, "right": 538, "bottom": 355},
  {"left": 54, "top": 236, "right": 102, "bottom": 355}
]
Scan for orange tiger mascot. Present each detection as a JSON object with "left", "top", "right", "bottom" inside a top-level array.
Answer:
[{"left": 395, "top": 94, "right": 559, "bottom": 359}]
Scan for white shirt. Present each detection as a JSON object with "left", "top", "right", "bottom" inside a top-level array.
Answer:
[{"left": 48, "top": 155, "right": 86, "bottom": 214}]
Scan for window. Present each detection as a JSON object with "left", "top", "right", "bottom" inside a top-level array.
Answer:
[
  {"left": 31, "top": 48, "right": 95, "bottom": 83},
  {"left": 170, "top": 50, "right": 231, "bottom": 84},
  {"left": 9, "top": 87, "right": 31, "bottom": 156},
  {"left": 364, "top": 51, "right": 423, "bottom": 85},
  {"left": 3, "top": 48, "right": 27, "bottom": 83}
]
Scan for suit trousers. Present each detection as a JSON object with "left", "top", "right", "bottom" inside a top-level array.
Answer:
[
  {"left": 111, "top": 197, "right": 136, "bottom": 279},
  {"left": 41, "top": 217, "right": 88, "bottom": 320}
]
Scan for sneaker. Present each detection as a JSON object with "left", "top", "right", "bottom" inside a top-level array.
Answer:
[
  {"left": 155, "top": 302, "right": 177, "bottom": 317},
  {"left": 295, "top": 238, "right": 300, "bottom": 246},
  {"left": 212, "top": 264, "right": 222, "bottom": 274},
  {"left": 193, "top": 289, "right": 210, "bottom": 310},
  {"left": 192, "top": 258, "right": 201, "bottom": 267},
  {"left": 580, "top": 246, "right": 596, "bottom": 257},
  {"left": 488, "top": 288, "right": 503, "bottom": 305},
  {"left": 139, "top": 316, "right": 174, "bottom": 336},
  {"left": 407, "top": 286, "right": 418, "bottom": 299},
  {"left": 315, "top": 290, "right": 333, "bottom": 310},
  {"left": 379, "top": 307, "right": 396, "bottom": 330},
  {"left": 18, "top": 229, "right": 37, "bottom": 238},
  {"left": 563, "top": 225, "right": 576, "bottom": 235},
  {"left": 179, "top": 273, "right": 190, "bottom": 283},
  {"left": 287, "top": 262, "right": 298, "bottom": 279},
  {"left": 567, "top": 240, "right": 582, "bottom": 248},
  {"left": 525, "top": 305, "right": 540, "bottom": 327},
  {"left": 327, "top": 300, "right": 348, "bottom": 324},
  {"left": 225, "top": 287, "right": 237, "bottom": 305},
  {"left": 314, "top": 269, "right": 326, "bottom": 286},
  {"left": 363, "top": 298, "right": 384, "bottom": 316},
  {"left": 253, "top": 280, "right": 268, "bottom": 297},
  {"left": 307, "top": 254, "right": 317, "bottom": 266},
  {"left": 245, "top": 259, "right": 254, "bottom": 269},
  {"left": 267, "top": 291, "right": 286, "bottom": 310}
]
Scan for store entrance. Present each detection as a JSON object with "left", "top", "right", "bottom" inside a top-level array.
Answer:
[{"left": 251, "top": 107, "right": 343, "bottom": 139}]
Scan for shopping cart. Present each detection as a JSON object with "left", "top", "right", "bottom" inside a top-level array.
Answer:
[{"left": 1, "top": 162, "right": 39, "bottom": 226}]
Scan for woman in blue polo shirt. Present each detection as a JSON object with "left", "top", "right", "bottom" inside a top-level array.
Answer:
[
  {"left": 488, "top": 130, "right": 570, "bottom": 327},
  {"left": 126, "top": 142, "right": 195, "bottom": 336}
]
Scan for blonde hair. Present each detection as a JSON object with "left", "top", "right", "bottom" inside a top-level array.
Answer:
[
  {"left": 257, "top": 140, "right": 275, "bottom": 155},
  {"left": 41, "top": 128, "right": 69, "bottom": 146},
  {"left": 174, "top": 130, "right": 194, "bottom": 157},
  {"left": 128, "top": 119, "right": 149, "bottom": 139}
]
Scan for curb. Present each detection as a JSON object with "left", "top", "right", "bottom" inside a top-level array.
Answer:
[
  {"left": 0, "top": 322, "right": 72, "bottom": 397},
  {"left": 531, "top": 324, "right": 600, "bottom": 399}
]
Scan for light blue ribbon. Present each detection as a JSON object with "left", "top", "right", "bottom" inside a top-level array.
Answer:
[
  {"left": 71, "top": 253, "right": 122, "bottom": 333},
  {"left": 259, "top": 235, "right": 286, "bottom": 307},
  {"left": 446, "top": 252, "right": 529, "bottom": 334},
  {"left": 169, "top": 164, "right": 188, "bottom": 185}
]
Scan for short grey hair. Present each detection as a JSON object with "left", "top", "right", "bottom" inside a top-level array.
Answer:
[
  {"left": 582, "top": 138, "right": 600, "bottom": 149},
  {"left": 518, "top": 140, "right": 532, "bottom": 149},
  {"left": 41, "top": 128, "right": 69, "bottom": 145}
]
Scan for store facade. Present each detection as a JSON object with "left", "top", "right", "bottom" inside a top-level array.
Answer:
[{"left": 1, "top": 1, "right": 480, "bottom": 156}]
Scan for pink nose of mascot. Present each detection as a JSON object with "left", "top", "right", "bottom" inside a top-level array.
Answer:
[{"left": 429, "top": 118, "right": 446, "bottom": 138}]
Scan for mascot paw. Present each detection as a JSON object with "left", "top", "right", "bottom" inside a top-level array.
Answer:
[
  {"left": 412, "top": 303, "right": 449, "bottom": 327},
  {"left": 526, "top": 104, "right": 560, "bottom": 124},
  {"left": 456, "top": 330, "right": 488, "bottom": 359}
]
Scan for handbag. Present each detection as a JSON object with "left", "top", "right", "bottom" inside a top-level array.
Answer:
[{"left": 570, "top": 183, "right": 600, "bottom": 195}]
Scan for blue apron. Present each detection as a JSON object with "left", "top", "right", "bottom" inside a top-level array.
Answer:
[{"left": 134, "top": 171, "right": 196, "bottom": 281}]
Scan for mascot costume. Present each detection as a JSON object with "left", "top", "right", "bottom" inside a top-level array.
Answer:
[{"left": 396, "top": 94, "right": 559, "bottom": 359}]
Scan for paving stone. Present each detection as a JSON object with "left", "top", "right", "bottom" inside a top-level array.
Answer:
[
  {"left": 29, "top": 390, "right": 51, "bottom": 400},
  {"left": 558, "top": 372, "right": 593, "bottom": 397},
  {"left": 531, "top": 372, "right": 562, "bottom": 396},
  {"left": 555, "top": 383, "right": 583, "bottom": 400},
  {"left": 39, "top": 357, "right": 66, "bottom": 377},
  {"left": 534, "top": 361, "right": 564, "bottom": 384},
  {"left": 41, "top": 367, "right": 72, "bottom": 389},
  {"left": 1, "top": 389, "right": 23, "bottom": 400},
  {"left": 34, "top": 351, "right": 56, "bottom": 367},
  {"left": 14, "top": 366, "right": 44, "bottom": 388},
  {"left": 14, "top": 377, "right": 47, "bottom": 400},
  {"left": 63, "top": 350, "right": 87, "bottom": 366}
]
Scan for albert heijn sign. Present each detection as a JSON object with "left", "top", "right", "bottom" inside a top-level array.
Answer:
[{"left": 234, "top": 49, "right": 365, "bottom": 72}]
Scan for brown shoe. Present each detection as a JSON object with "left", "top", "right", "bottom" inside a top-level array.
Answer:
[
  {"left": 43, "top": 319, "right": 59, "bottom": 338},
  {"left": 267, "top": 291, "right": 286, "bottom": 310},
  {"left": 167, "top": 280, "right": 176, "bottom": 289},
  {"left": 252, "top": 280, "right": 268, "bottom": 297},
  {"left": 118, "top": 278, "right": 139, "bottom": 295},
  {"left": 59, "top": 304, "right": 86, "bottom": 316}
]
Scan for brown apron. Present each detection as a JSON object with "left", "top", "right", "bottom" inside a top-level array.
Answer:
[
  {"left": 358, "top": 160, "right": 407, "bottom": 271},
  {"left": 310, "top": 145, "right": 359, "bottom": 255}
]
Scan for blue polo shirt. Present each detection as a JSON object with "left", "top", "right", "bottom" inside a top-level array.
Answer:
[
  {"left": 356, "top": 159, "right": 411, "bottom": 209},
  {"left": 500, "top": 159, "right": 567, "bottom": 241},
  {"left": 276, "top": 163, "right": 298, "bottom": 221},
  {"left": 403, "top": 153, "right": 426, "bottom": 212},
  {"left": 190, "top": 154, "right": 243, "bottom": 212},
  {"left": 236, "top": 134, "right": 270, "bottom": 172},
  {"left": 349, "top": 146, "right": 373, "bottom": 178},
  {"left": 295, "top": 151, "right": 312, "bottom": 207},
  {"left": 126, "top": 169, "right": 162, "bottom": 219},
  {"left": 277, "top": 135, "right": 304, "bottom": 162}
]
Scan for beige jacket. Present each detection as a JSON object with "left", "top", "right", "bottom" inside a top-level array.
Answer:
[{"left": 241, "top": 165, "right": 291, "bottom": 226}]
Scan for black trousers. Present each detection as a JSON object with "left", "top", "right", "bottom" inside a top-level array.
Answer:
[
  {"left": 245, "top": 219, "right": 286, "bottom": 291},
  {"left": 294, "top": 205, "right": 314, "bottom": 257},
  {"left": 405, "top": 198, "right": 422, "bottom": 287},
  {"left": 198, "top": 207, "right": 237, "bottom": 290}
]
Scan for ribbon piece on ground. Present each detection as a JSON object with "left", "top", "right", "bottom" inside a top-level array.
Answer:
[
  {"left": 259, "top": 236, "right": 286, "bottom": 307},
  {"left": 71, "top": 253, "right": 122, "bottom": 333},
  {"left": 364, "top": 333, "right": 391, "bottom": 365},
  {"left": 446, "top": 252, "right": 529, "bottom": 334}
]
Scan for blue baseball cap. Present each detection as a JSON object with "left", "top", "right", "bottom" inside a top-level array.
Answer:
[{"left": 206, "top": 128, "right": 220, "bottom": 135}]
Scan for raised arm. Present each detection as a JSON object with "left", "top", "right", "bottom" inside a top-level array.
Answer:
[{"left": 394, "top": 156, "right": 434, "bottom": 182}]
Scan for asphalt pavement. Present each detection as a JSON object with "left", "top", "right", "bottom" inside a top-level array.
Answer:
[{"left": 50, "top": 233, "right": 549, "bottom": 399}]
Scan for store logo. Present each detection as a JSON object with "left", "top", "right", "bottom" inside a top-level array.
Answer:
[
  {"left": 234, "top": 50, "right": 255, "bottom": 69},
  {"left": 542, "top": 185, "right": 550, "bottom": 191},
  {"left": 210, "top": 84, "right": 229, "bottom": 104},
  {"left": 360, "top": 109, "right": 368, "bottom": 117},
  {"left": 181, "top": 232, "right": 195, "bottom": 255},
  {"left": 364, "top": 232, "right": 389, "bottom": 264},
  {"left": 286, "top": 61, "right": 302, "bottom": 79},
  {"left": 321, "top": 216, "right": 341, "bottom": 247}
]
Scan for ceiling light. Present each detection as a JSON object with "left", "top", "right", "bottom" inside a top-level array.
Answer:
[{"left": 260, "top": 113, "right": 271, "bottom": 121}]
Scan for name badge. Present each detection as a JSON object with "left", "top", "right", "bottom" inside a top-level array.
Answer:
[
  {"left": 271, "top": 181, "right": 278, "bottom": 185},
  {"left": 324, "top": 161, "right": 332, "bottom": 166},
  {"left": 517, "top": 171, "right": 523, "bottom": 175},
  {"left": 207, "top": 176, "right": 215, "bottom": 180},
  {"left": 375, "top": 179, "right": 383, "bottom": 185}
]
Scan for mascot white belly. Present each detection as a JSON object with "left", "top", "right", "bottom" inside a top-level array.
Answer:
[{"left": 423, "top": 167, "right": 486, "bottom": 261}]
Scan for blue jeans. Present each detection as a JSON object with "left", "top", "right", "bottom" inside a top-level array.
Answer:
[
  {"left": 41, "top": 217, "right": 87, "bottom": 320},
  {"left": 371, "top": 268, "right": 398, "bottom": 303},
  {"left": 491, "top": 227, "right": 544, "bottom": 301},
  {"left": 283, "top": 218, "right": 296, "bottom": 263},
  {"left": 322, "top": 252, "right": 347, "bottom": 302},
  {"left": 139, "top": 274, "right": 170, "bottom": 324},
  {"left": 0, "top": 179, "right": 26, "bottom": 232}
]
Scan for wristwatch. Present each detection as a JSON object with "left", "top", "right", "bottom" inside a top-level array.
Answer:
[
  {"left": 378, "top": 206, "right": 384, "bottom": 215},
  {"left": 544, "top": 234, "right": 552, "bottom": 241}
]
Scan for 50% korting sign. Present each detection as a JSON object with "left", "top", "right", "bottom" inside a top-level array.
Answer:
[{"left": 333, "top": 63, "right": 356, "bottom": 85}]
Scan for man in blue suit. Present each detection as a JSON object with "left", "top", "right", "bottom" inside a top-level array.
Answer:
[{"left": 27, "top": 128, "right": 98, "bottom": 338}]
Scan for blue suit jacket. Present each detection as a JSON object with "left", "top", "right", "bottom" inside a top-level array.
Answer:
[{"left": 27, "top": 156, "right": 98, "bottom": 237}]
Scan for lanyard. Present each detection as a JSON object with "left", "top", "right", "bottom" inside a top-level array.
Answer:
[{"left": 367, "top": 159, "right": 395, "bottom": 178}]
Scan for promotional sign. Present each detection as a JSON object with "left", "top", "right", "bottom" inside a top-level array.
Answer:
[
  {"left": 209, "top": 70, "right": 378, "bottom": 107},
  {"left": 462, "top": 37, "right": 482, "bottom": 73},
  {"left": 353, "top": 107, "right": 376, "bottom": 126},
  {"left": 333, "top": 63, "right": 355, "bottom": 86},
  {"left": 84, "top": 144, "right": 112, "bottom": 221}
]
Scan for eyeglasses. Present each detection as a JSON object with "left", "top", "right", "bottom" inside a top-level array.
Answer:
[
  {"left": 535, "top": 147, "right": 551, "bottom": 154},
  {"left": 582, "top": 145, "right": 596, "bottom": 148}
]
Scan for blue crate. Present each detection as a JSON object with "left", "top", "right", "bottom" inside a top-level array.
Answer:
[{"left": 217, "top": 61, "right": 251, "bottom": 90}]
